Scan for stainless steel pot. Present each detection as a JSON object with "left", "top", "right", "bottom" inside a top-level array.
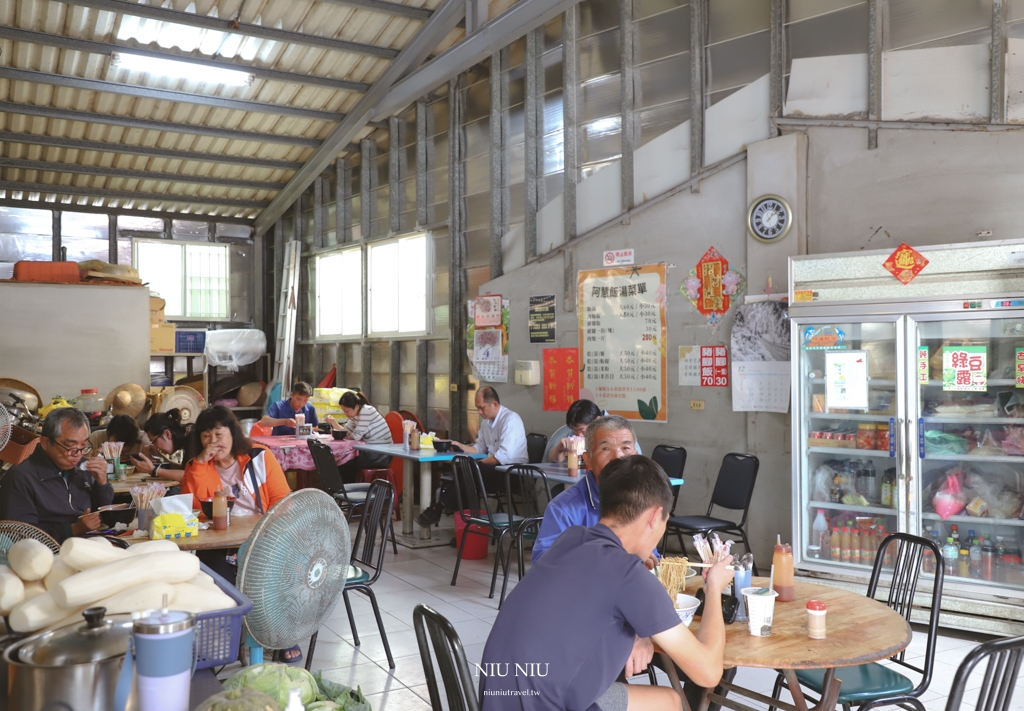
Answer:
[{"left": 4, "top": 607, "right": 134, "bottom": 711}]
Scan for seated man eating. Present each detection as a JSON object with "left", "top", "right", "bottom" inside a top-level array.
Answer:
[
  {"left": 0, "top": 408, "right": 113, "bottom": 542},
  {"left": 480, "top": 455, "right": 732, "bottom": 711},
  {"left": 532, "top": 415, "right": 658, "bottom": 566}
]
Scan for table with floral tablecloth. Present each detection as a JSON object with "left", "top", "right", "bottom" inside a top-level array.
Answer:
[{"left": 250, "top": 434, "right": 355, "bottom": 472}]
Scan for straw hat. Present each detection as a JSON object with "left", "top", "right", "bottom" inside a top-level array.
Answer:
[
  {"left": 158, "top": 386, "right": 205, "bottom": 424},
  {"left": 104, "top": 383, "right": 147, "bottom": 418},
  {"left": 237, "top": 382, "right": 264, "bottom": 407}
]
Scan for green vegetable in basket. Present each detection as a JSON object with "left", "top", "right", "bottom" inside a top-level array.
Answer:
[
  {"left": 224, "top": 663, "right": 323, "bottom": 708},
  {"left": 306, "top": 703, "right": 342, "bottom": 710},
  {"left": 193, "top": 688, "right": 282, "bottom": 711},
  {"left": 313, "top": 671, "right": 372, "bottom": 711}
]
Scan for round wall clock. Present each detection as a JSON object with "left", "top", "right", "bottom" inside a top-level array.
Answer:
[{"left": 747, "top": 194, "right": 793, "bottom": 243}]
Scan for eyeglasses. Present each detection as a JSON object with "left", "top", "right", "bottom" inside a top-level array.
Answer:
[{"left": 50, "top": 441, "right": 93, "bottom": 457}]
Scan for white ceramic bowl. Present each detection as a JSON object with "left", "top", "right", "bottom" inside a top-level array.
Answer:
[{"left": 675, "top": 594, "right": 701, "bottom": 627}]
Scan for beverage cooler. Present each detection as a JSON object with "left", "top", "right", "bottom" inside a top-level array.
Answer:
[{"left": 789, "top": 241, "right": 1024, "bottom": 634}]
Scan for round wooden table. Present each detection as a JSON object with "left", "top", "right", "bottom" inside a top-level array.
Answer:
[{"left": 659, "top": 576, "right": 912, "bottom": 711}]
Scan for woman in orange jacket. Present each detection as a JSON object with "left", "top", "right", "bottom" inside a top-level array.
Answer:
[{"left": 182, "top": 405, "right": 291, "bottom": 516}]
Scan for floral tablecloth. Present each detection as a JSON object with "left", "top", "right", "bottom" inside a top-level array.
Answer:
[{"left": 250, "top": 435, "right": 355, "bottom": 471}]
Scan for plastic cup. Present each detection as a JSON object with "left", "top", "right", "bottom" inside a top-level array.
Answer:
[
  {"left": 742, "top": 587, "right": 778, "bottom": 637},
  {"left": 733, "top": 568, "right": 752, "bottom": 622}
]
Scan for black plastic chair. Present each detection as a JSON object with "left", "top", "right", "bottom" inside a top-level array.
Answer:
[
  {"left": 449, "top": 455, "right": 524, "bottom": 599},
  {"left": 414, "top": 604, "right": 480, "bottom": 711},
  {"left": 308, "top": 439, "right": 396, "bottom": 553},
  {"left": 651, "top": 444, "right": 687, "bottom": 548},
  {"left": 498, "top": 464, "right": 554, "bottom": 607},
  {"left": 662, "top": 453, "right": 758, "bottom": 572},
  {"left": 770, "top": 532, "right": 945, "bottom": 711},
  {"left": 944, "top": 634, "right": 1024, "bottom": 711},
  {"left": 526, "top": 433, "right": 548, "bottom": 464},
  {"left": 340, "top": 478, "right": 397, "bottom": 669}
]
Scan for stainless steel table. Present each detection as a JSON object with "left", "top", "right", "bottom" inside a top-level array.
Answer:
[{"left": 496, "top": 461, "right": 684, "bottom": 487}]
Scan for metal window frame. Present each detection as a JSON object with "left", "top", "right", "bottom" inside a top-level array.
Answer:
[
  {"left": 132, "top": 237, "right": 232, "bottom": 321},
  {"left": 314, "top": 245, "right": 365, "bottom": 340},
  {"left": 366, "top": 231, "right": 434, "bottom": 339}
]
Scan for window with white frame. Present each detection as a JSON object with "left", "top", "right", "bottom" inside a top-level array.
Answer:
[
  {"left": 368, "top": 234, "right": 429, "bottom": 335},
  {"left": 133, "top": 240, "right": 230, "bottom": 319},
  {"left": 316, "top": 248, "right": 363, "bottom": 337}
]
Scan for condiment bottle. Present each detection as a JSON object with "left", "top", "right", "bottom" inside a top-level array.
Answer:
[
  {"left": 806, "top": 599, "right": 827, "bottom": 639},
  {"left": 212, "top": 489, "right": 228, "bottom": 531},
  {"left": 566, "top": 451, "right": 579, "bottom": 476},
  {"left": 773, "top": 535, "right": 795, "bottom": 602}
]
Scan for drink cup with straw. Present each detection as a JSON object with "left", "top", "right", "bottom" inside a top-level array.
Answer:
[{"left": 741, "top": 564, "right": 778, "bottom": 636}]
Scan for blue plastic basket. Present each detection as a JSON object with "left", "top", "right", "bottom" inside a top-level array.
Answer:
[
  {"left": 175, "top": 330, "right": 207, "bottom": 354},
  {"left": 195, "top": 564, "right": 253, "bottom": 669}
]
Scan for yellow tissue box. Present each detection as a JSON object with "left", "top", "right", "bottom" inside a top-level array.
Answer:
[{"left": 150, "top": 513, "right": 199, "bottom": 540}]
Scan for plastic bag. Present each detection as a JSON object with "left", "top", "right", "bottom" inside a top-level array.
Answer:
[
  {"left": 1003, "top": 426, "right": 1024, "bottom": 456},
  {"left": 924, "top": 431, "right": 969, "bottom": 456},
  {"left": 933, "top": 473, "right": 967, "bottom": 520},
  {"left": 205, "top": 329, "right": 267, "bottom": 371},
  {"left": 811, "top": 464, "right": 835, "bottom": 503},
  {"left": 973, "top": 429, "right": 1004, "bottom": 457}
]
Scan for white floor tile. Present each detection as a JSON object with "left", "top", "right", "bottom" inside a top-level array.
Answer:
[
  {"left": 364, "top": 685, "right": 434, "bottom": 711},
  {"left": 318, "top": 660, "right": 408, "bottom": 696}
]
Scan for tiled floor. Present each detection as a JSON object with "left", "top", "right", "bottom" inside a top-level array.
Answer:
[{"left": 259, "top": 535, "right": 1020, "bottom": 711}]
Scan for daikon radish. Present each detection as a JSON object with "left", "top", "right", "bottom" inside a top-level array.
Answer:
[
  {"left": 8, "top": 539, "right": 54, "bottom": 581},
  {"left": 43, "top": 558, "right": 76, "bottom": 590},
  {"left": 59, "top": 537, "right": 127, "bottom": 570},
  {"left": 9, "top": 591, "right": 85, "bottom": 633},
  {"left": 187, "top": 572, "right": 218, "bottom": 588},
  {"left": 171, "top": 583, "right": 235, "bottom": 613},
  {"left": 53, "top": 551, "right": 200, "bottom": 608},
  {"left": 123, "top": 540, "right": 179, "bottom": 556},
  {"left": 22, "top": 580, "right": 45, "bottom": 601},
  {"left": 0, "top": 565, "right": 25, "bottom": 614},
  {"left": 97, "top": 582, "right": 176, "bottom": 615}
]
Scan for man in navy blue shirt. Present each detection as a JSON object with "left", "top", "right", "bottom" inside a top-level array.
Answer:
[
  {"left": 480, "top": 455, "right": 733, "bottom": 711},
  {"left": 532, "top": 415, "right": 657, "bottom": 567},
  {"left": 259, "top": 382, "right": 318, "bottom": 436}
]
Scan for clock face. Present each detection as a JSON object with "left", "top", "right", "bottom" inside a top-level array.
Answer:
[{"left": 747, "top": 195, "right": 792, "bottom": 243}]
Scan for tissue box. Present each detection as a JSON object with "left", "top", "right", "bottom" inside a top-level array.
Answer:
[{"left": 150, "top": 512, "right": 199, "bottom": 539}]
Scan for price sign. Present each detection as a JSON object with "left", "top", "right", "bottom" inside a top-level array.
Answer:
[
  {"left": 1016, "top": 347, "right": 1024, "bottom": 388},
  {"left": 700, "top": 346, "right": 729, "bottom": 387},
  {"left": 918, "top": 346, "right": 929, "bottom": 384},
  {"left": 942, "top": 346, "right": 987, "bottom": 392}
]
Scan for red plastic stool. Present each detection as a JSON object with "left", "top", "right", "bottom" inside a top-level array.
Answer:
[{"left": 359, "top": 469, "right": 401, "bottom": 520}]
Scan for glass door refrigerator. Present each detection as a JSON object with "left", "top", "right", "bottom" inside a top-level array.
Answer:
[{"left": 789, "top": 241, "right": 1024, "bottom": 629}]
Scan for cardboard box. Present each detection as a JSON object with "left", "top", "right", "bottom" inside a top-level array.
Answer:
[
  {"left": 151, "top": 323, "right": 176, "bottom": 353},
  {"left": 150, "top": 296, "right": 166, "bottom": 324}
]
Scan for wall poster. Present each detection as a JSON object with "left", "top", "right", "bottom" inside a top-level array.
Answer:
[
  {"left": 578, "top": 264, "right": 667, "bottom": 422},
  {"left": 543, "top": 348, "right": 579, "bottom": 412},
  {"left": 467, "top": 299, "right": 509, "bottom": 382},
  {"left": 529, "top": 295, "right": 557, "bottom": 343},
  {"left": 825, "top": 350, "right": 869, "bottom": 410}
]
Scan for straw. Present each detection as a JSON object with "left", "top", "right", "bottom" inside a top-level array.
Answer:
[{"left": 769, "top": 564, "right": 775, "bottom": 593}]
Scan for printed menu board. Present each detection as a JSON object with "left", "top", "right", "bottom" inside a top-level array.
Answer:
[{"left": 578, "top": 264, "right": 667, "bottom": 422}]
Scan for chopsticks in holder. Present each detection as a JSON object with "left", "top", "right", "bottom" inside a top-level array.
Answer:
[{"left": 691, "top": 532, "right": 734, "bottom": 565}]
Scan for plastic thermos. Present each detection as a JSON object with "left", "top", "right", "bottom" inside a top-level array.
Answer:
[
  {"left": 733, "top": 566, "right": 752, "bottom": 622},
  {"left": 115, "top": 606, "right": 196, "bottom": 711}
]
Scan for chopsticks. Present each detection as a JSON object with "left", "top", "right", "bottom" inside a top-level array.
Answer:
[
  {"left": 130, "top": 482, "right": 167, "bottom": 510},
  {"left": 692, "top": 532, "right": 733, "bottom": 565},
  {"left": 100, "top": 441, "right": 124, "bottom": 461}
]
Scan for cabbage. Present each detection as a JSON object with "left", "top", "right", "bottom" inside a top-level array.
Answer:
[
  {"left": 224, "top": 663, "right": 323, "bottom": 708},
  {"left": 194, "top": 688, "right": 282, "bottom": 711},
  {"left": 313, "top": 671, "right": 372, "bottom": 711},
  {"left": 306, "top": 703, "right": 342, "bottom": 711}
]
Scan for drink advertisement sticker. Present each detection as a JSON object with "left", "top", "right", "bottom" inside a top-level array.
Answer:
[
  {"left": 700, "top": 345, "right": 729, "bottom": 387},
  {"left": 678, "top": 347, "right": 701, "bottom": 387},
  {"left": 889, "top": 417, "right": 896, "bottom": 458},
  {"left": 942, "top": 346, "right": 987, "bottom": 392},
  {"left": 918, "top": 346, "right": 930, "bottom": 384},
  {"left": 825, "top": 350, "right": 869, "bottom": 410},
  {"left": 1016, "top": 347, "right": 1024, "bottom": 388},
  {"left": 603, "top": 249, "right": 635, "bottom": 266},
  {"left": 801, "top": 325, "right": 846, "bottom": 350}
]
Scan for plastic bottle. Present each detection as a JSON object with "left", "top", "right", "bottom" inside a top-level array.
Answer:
[
  {"left": 942, "top": 537, "right": 959, "bottom": 576},
  {"left": 958, "top": 548, "right": 971, "bottom": 578},
  {"left": 841, "top": 527, "right": 852, "bottom": 564},
  {"left": 285, "top": 689, "right": 304, "bottom": 711},
  {"left": 861, "top": 527, "right": 875, "bottom": 565},
  {"left": 981, "top": 542, "right": 995, "bottom": 581},
  {"left": 850, "top": 526, "right": 861, "bottom": 565},
  {"left": 212, "top": 489, "right": 228, "bottom": 531},
  {"left": 970, "top": 538, "right": 982, "bottom": 579},
  {"left": 951, "top": 525, "right": 960, "bottom": 545},
  {"left": 922, "top": 531, "right": 937, "bottom": 574},
  {"left": 881, "top": 528, "right": 896, "bottom": 567},
  {"left": 773, "top": 536, "right": 796, "bottom": 602},
  {"left": 830, "top": 528, "right": 842, "bottom": 561},
  {"left": 810, "top": 510, "right": 829, "bottom": 560}
]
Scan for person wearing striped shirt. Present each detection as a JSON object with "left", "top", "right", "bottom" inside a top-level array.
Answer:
[{"left": 326, "top": 391, "right": 393, "bottom": 483}]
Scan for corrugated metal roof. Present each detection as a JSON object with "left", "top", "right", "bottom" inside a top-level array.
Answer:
[{"left": 0, "top": 0, "right": 465, "bottom": 220}]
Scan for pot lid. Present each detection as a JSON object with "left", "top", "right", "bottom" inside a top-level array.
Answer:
[{"left": 16, "top": 607, "right": 131, "bottom": 666}]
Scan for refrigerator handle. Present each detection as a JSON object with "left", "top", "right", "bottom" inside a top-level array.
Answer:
[{"left": 899, "top": 417, "right": 910, "bottom": 482}]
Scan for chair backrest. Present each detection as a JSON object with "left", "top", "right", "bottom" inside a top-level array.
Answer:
[
  {"left": 307, "top": 439, "right": 350, "bottom": 501},
  {"left": 506, "top": 464, "right": 553, "bottom": 517},
  {"left": 708, "top": 453, "right": 759, "bottom": 523},
  {"left": 945, "top": 635, "right": 1024, "bottom": 711},
  {"left": 249, "top": 422, "right": 274, "bottom": 437},
  {"left": 869, "top": 532, "right": 944, "bottom": 694},
  {"left": 413, "top": 604, "right": 481, "bottom": 711},
  {"left": 384, "top": 411, "right": 405, "bottom": 443},
  {"left": 350, "top": 478, "right": 395, "bottom": 582},
  {"left": 450, "top": 456, "right": 497, "bottom": 525},
  {"left": 526, "top": 433, "right": 548, "bottom": 464},
  {"left": 651, "top": 444, "right": 687, "bottom": 480}
]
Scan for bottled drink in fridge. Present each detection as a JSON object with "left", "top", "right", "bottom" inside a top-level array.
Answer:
[
  {"left": 958, "top": 548, "right": 971, "bottom": 578},
  {"left": 922, "top": 530, "right": 939, "bottom": 574},
  {"left": 809, "top": 510, "right": 829, "bottom": 560},
  {"left": 862, "top": 527, "right": 876, "bottom": 565},
  {"left": 951, "top": 525, "right": 960, "bottom": 544},
  {"left": 982, "top": 543, "right": 995, "bottom": 581},
  {"left": 841, "top": 527, "right": 852, "bottom": 564},
  {"left": 773, "top": 536, "right": 795, "bottom": 602},
  {"left": 851, "top": 527, "right": 861, "bottom": 565},
  {"left": 830, "top": 528, "right": 842, "bottom": 560},
  {"left": 942, "top": 537, "right": 959, "bottom": 577},
  {"left": 970, "top": 539, "right": 982, "bottom": 579},
  {"left": 880, "top": 468, "right": 897, "bottom": 508}
]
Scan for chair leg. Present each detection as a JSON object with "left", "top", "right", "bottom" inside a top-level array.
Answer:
[
  {"left": 490, "top": 528, "right": 511, "bottom": 599},
  {"left": 305, "top": 631, "right": 318, "bottom": 671},
  {"left": 500, "top": 532, "right": 517, "bottom": 608},
  {"left": 647, "top": 667, "right": 658, "bottom": 686},
  {"left": 389, "top": 521, "right": 398, "bottom": 554},
  {"left": 360, "top": 585, "right": 395, "bottom": 669},
  {"left": 768, "top": 671, "right": 786, "bottom": 711},
  {"left": 451, "top": 523, "right": 471, "bottom": 586},
  {"left": 516, "top": 530, "right": 527, "bottom": 580},
  {"left": 342, "top": 588, "right": 360, "bottom": 647},
  {"left": 675, "top": 532, "right": 686, "bottom": 557}
]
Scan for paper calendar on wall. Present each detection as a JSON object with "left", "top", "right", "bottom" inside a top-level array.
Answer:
[{"left": 731, "top": 361, "right": 791, "bottom": 413}]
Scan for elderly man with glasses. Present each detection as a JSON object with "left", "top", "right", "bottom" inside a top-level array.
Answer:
[{"left": 0, "top": 408, "right": 113, "bottom": 542}]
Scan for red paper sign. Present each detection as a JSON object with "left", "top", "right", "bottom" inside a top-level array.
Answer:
[
  {"left": 544, "top": 348, "right": 579, "bottom": 412},
  {"left": 700, "top": 346, "right": 729, "bottom": 387},
  {"left": 882, "top": 243, "right": 929, "bottom": 284}
]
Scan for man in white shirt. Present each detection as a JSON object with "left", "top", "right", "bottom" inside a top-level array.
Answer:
[{"left": 416, "top": 386, "right": 528, "bottom": 527}]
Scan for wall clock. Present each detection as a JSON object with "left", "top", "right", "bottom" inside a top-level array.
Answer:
[{"left": 747, "top": 195, "right": 792, "bottom": 243}]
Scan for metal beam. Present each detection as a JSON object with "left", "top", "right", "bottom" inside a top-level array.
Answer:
[
  {"left": 0, "top": 26, "right": 370, "bottom": 94},
  {"left": 253, "top": 0, "right": 466, "bottom": 236},
  {"left": 108, "top": 213, "right": 117, "bottom": 264},
  {"left": 620, "top": 0, "right": 635, "bottom": 212},
  {"left": 0, "top": 101, "right": 321, "bottom": 148},
  {"left": 0, "top": 180, "right": 268, "bottom": 209},
  {"left": 775, "top": 116, "right": 1024, "bottom": 132},
  {"left": 690, "top": 0, "right": 706, "bottom": 182},
  {"left": 52, "top": 209, "right": 61, "bottom": 261},
  {"left": 336, "top": 158, "right": 350, "bottom": 243},
  {"left": 0, "top": 67, "right": 341, "bottom": 123},
  {"left": 489, "top": 50, "right": 506, "bottom": 278},
  {"left": 563, "top": 6, "right": 579, "bottom": 247},
  {"left": 524, "top": 29, "right": 541, "bottom": 259},
  {"left": 361, "top": 342, "right": 374, "bottom": 401},
  {"left": 868, "top": 0, "right": 885, "bottom": 149},
  {"left": 361, "top": 139, "right": 375, "bottom": 238},
  {"left": 314, "top": 175, "right": 325, "bottom": 249},
  {"left": 448, "top": 74, "right": 467, "bottom": 441},
  {"left": 0, "top": 198, "right": 252, "bottom": 225},
  {"left": 992, "top": 0, "right": 1007, "bottom": 124},
  {"left": 769, "top": 0, "right": 785, "bottom": 136},
  {"left": 0, "top": 156, "right": 286, "bottom": 191},
  {"left": 390, "top": 116, "right": 402, "bottom": 233},
  {"left": 416, "top": 339, "right": 428, "bottom": 426},
  {"left": 315, "top": 0, "right": 433, "bottom": 20},
  {"left": 416, "top": 100, "right": 429, "bottom": 226},
  {"left": 389, "top": 341, "right": 401, "bottom": 413},
  {"left": 56, "top": 0, "right": 400, "bottom": 59}
]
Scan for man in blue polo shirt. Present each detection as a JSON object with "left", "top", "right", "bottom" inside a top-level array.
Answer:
[
  {"left": 480, "top": 455, "right": 733, "bottom": 711},
  {"left": 259, "top": 382, "right": 318, "bottom": 436},
  {"left": 532, "top": 415, "right": 657, "bottom": 566}
]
